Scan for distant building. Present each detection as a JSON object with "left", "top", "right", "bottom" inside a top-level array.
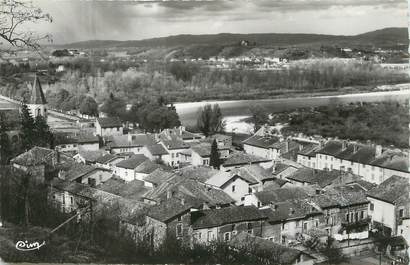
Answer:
[
  {"left": 297, "top": 140, "right": 410, "bottom": 184},
  {"left": 367, "top": 176, "right": 410, "bottom": 236},
  {"left": 113, "top": 154, "right": 149, "bottom": 182},
  {"left": 95, "top": 117, "right": 123, "bottom": 137}
]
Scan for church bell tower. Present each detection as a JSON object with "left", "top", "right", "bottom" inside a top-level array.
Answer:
[{"left": 27, "top": 74, "right": 47, "bottom": 119}]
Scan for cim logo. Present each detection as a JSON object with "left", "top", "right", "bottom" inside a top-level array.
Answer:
[{"left": 15, "top": 240, "right": 45, "bottom": 251}]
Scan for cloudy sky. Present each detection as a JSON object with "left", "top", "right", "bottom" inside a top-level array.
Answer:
[{"left": 32, "top": 0, "right": 408, "bottom": 44}]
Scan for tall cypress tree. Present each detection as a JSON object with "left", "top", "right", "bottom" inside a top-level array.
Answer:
[
  {"left": 20, "top": 104, "right": 35, "bottom": 151},
  {"left": 209, "top": 139, "right": 221, "bottom": 169},
  {"left": 34, "top": 115, "right": 52, "bottom": 148},
  {"left": 0, "top": 113, "right": 11, "bottom": 164}
]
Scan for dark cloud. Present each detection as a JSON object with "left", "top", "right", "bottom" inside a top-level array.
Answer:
[{"left": 34, "top": 0, "right": 407, "bottom": 43}]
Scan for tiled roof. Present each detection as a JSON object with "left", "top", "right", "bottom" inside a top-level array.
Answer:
[
  {"left": 205, "top": 171, "right": 236, "bottom": 187},
  {"left": 317, "top": 141, "right": 343, "bottom": 156},
  {"left": 191, "top": 143, "right": 212, "bottom": 157},
  {"left": 161, "top": 137, "right": 190, "bottom": 150},
  {"left": 134, "top": 160, "right": 161, "bottom": 174},
  {"left": 109, "top": 134, "right": 156, "bottom": 148},
  {"left": 254, "top": 187, "right": 312, "bottom": 205},
  {"left": 144, "top": 168, "right": 174, "bottom": 186},
  {"left": 229, "top": 232, "right": 303, "bottom": 265},
  {"left": 345, "top": 179, "right": 377, "bottom": 191},
  {"left": 177, "top": 165, "right": 221, "bottom": 183},
  {"left": 191, "top": 206, "right": 266, "bottom": 229},
  {"left": 297, "top": 143, "right": 320, "bottom": 157},
  {"left": 370, "top": 150, "right": 409, "bottom": 172},
  {"left": 159, "top": 128, "right": 202, "bottom": 141},
  {"left": 115, "top": 154, "right": 148, "bottom": 169},
  {"left": 330, "top": 185, "right": 369, "bottom": 206},
  {"left": 286, "top": 168, "right": 341, "bottom": 188},
  {"left": 367, "top": 175, "right": 409, "bottom": 203},
  {"left": 259, "top": 199, "right": 321, "bottom": 222},
  {"left": 206, "top": 165, "right": 270, "bottom": 187},
  {"left": 223, "top": 152, "right": 271, "bottom": 167},
  {"left": 28, "top": 75, "right": 47, "bottom": 104},
  {"left": 242, "top": 135, "right": 279, "bottom": 149},
  {"left": 96, "top": 117, "right": 122, "bottom": 128},
  {"left": 231, "top": 165, "right": 272, "bottom": 184},
  {"left": 95, "top": 153, "right": 117, "bottom": 164},
  {"left": 76, "top": 134, "right": 100, "bottom": 144},
  {"left": 11, "top": 147, "right": 54, "bottom": 166},
  {"left": 97, "top": 177, "right": 150, "bottom": 201},
  {"left": 77, "top": 148, "right": 107, "bottom": 163},
  {"left": 146, "top": 196, "right": 203, "bottom": 223},
  {"left": 63, "top": 163, "right": 104, "bottom": 182},
  {"left": 145, "top": 144, "right": 169, "bottom": 156},
  {"left": 143, "top": 177, "right": 234, "bottom": 207},
  {"left": 51, "top": 178, "right": 146, "bottom": 216}
]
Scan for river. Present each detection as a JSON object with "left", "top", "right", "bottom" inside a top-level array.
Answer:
[{"left": 174, "top": 87, "right": 410, "bottom": 134}]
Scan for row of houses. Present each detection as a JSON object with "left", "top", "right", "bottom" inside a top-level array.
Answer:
[{"left": 242, "top": 126, "right": 410, "bottom": 185}]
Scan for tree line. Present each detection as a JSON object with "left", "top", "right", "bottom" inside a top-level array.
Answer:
[{"left": 278, "top": 101, "right": 409, "bottom": 148}]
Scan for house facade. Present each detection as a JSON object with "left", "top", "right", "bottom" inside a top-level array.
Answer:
[{"left": 95, "top": 117, "right": 123, "bottom": 137}]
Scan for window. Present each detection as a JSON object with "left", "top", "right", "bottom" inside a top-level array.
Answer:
[
  {"left": 399, "top": 208, "right": 404, "bottom": 218},
  {"left": 177, "top": 216, "right": 182, "bottom": 222},
  {"left": 303, "top": 222, "right": 308, "bottom": 230},
  {"left": 248, "top": 187, "right": 252, "bottom": 193},
  {"left": 172, "top": 153, "right": 175, "bottom": 158},
  {"left": 116, "top": 127, "right": 119, "bottom": 131},
  {"left": 176, "top": 153, "right": 179, "bottom": 158},
  {"left": 345, "top": 213, "right": 349, "bottom": 222},
  {"left": 207, "top": 231, "right": 212, "bottom": 241},
  {"left": 257, "top": 202, "right": 261, "bottom": 208},
  {"left": 232, "top": 185, "right": 236, "bottom": 192},
  {"left": 70, "top": 197, "right": 73, "bottom": 204},
  {"left": 355, "top": 212, "right": 359, "bottom": 222},
  {"left": 315, "top": 220, "right": 319, "bottom": 227},
  {"left": 370, "top": 203, "right": 374, "bottom": 211},
  {"left": 268, "top": 237, "right": 274, "bottom": 242},
  {"left": 361, "top": 211, "right": 364, "bottom": 219},
  {"left": 203, "top": 160, "right": 208, "bottom": 165},
  {"left": 224, "top": 232, "right": 231, "bottom": 241},
  {"left": 351, "top": 161, "right": 354, "bottom": 166},
  {"left": 176, "top": 224, "right": 183, "bottom": 237}
]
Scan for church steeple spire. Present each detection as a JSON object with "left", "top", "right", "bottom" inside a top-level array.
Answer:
[
  {"left": 29, "top": 74, "right": 47, "bottom": 105},
  {"left": 27, "top": 74, "right": 48, "bottom": 119}
]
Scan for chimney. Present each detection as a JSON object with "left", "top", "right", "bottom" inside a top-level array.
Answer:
[
  {"left": 166, "top": 189, "right": 172, "bottom": 199},
  {"left": 284, "top": 139, "right": 290, "bottom": 153},
  {"left": 375, "top": 145, "right": 382, "bottom": 157},
  {"left": 342, "top": 140, "right": 347, "bottom": 151}
]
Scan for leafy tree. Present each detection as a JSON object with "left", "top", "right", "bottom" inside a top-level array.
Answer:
[
  {"left": 100, "top": 93, "right": 126, "bottom": 119},
  {"left": 197, "top": 104, "right": 224, "bottom": 137},
  {"left": 79, "top": 96, "right": 99, "bottom": 116},
  {"left": 20, "top": 103, "right": 35, "bottom": 150},
  {"left": 250, "top": 105, "right": 268, "bottom": 133},
  {"left": 209, "top": 139, "right": 221, "bottom": 169},
  {"left": 0, "top": 113, "right": 11, "bottom": 164},
  {"left": 319, "top": 236, "right": 347, "bottom": 264}
]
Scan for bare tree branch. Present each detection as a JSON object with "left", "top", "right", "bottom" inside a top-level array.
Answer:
[{"left": 0, "top": 0, "right": 52, "bottom": 50}]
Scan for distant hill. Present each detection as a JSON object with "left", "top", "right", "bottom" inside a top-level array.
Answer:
[{"left": 59, "top": 27, "right": 408, "bottom": 49}]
